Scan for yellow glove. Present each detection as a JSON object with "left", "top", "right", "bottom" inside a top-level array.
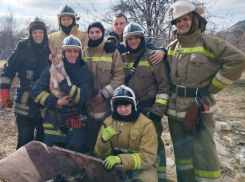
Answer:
[
  {"left": 101, "top": 123, "right": 121, "bottom": 142},
  {"left": 103, "top": 156, "right": 121, "bottom": 170}
]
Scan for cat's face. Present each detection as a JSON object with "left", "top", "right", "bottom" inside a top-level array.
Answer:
[
  {"left": 64, "top": 48, "right": 80, "bottom": 64},
  {"left": 52, "top": 57, "right": 63, "bottom": 69}
]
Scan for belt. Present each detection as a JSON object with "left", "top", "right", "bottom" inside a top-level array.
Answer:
[
  {"left": 171, "top": 84, "right": 209, "bottom": 98},
  {"left": 48, "top": 110, "right": 79, "bottom": 124}
]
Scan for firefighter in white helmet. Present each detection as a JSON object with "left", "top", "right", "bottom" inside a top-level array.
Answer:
[
  {"left": 94, "top": 85, "right": 158, "bottom": 182},
  {"left": 164, "top": 1, "right": 245, "bottom": 182},
  {"left": 31, "top": 35, "right": 94, "bottom": 153}
]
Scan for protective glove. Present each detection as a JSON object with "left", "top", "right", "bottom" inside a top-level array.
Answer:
[
  {"left": 1, "top": 89, "right": 14, "bottom": 108},
  {"left": 184, "top": 103, "right": 204, "bottom": 135},
  {"left": 103, "top": 156, "right": 121, "bottom": 171},
  {"left": 101, "top": 123, "right": 121, "bottom": 142},
  {"left": 66, "top": 115, "right": 81, "bottom": 129},
  {"left": 148, "top": 112, "right": 162, "bottom": 121},
  {"left": 103, "top": 39, "right": 116, "bottom": 53}
]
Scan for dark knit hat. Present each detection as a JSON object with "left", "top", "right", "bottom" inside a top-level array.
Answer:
[
  {"left": 30, "top": 25, "right": 46, "bottom": 35},
  {"left": 87, "top": 21, "right": 105, "bottom": 35}
]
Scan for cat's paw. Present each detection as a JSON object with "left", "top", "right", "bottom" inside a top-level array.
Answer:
[
  {"left": 54, "top": 82, "right": 58, "bottom": 88},
  {"left": 67, "top": 80, "right": 72, "bottom": 86}
]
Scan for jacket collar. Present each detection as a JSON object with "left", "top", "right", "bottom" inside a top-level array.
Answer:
[
  {"left": 177, "top": 29, "right": 202, "bottom": 45},
  {"left": 58, "top": 25, "right": 79, "bottom": 37},
  {"left": 109, "top": 31, "right": 123, "bottom": 44},
  {"left": 87, "top": 39, "right": 105, "bottom": 53}
]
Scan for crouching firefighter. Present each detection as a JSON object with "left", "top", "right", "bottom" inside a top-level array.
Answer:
[
  {"left": 0, "top": 17, "right": 49, "bottom": 150},
  {"left": 31, "top": 35, "right": 94, "bottom": 153},
  {"left": 94, "top": 85, "right": 159, "bottom": 182}
]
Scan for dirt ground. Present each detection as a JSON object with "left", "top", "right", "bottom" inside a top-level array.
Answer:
[{"left": 0, "top": 66, "right": 244, "bottom": 182}]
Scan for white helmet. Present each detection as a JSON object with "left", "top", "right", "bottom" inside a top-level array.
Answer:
[
  {"left": 163, "top": 1, "right": 203, "bottom": 23},
  {"left": 111, "top": 85, "right": 137, "bottom": 111},
  {"left": 61, "top": 35, "right": 82, "bottom": 52}
]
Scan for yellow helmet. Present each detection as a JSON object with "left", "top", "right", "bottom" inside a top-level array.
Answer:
[{"left": 164, "top": 1, "right": 203, "bottom": 24}]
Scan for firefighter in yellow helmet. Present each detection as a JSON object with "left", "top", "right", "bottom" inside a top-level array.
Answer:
[
  {"left": 164, "top": 1, "right": 245, "bottom": 182},
  {"left": 49, "top": 5, "right": 117, "bottom": 57}
]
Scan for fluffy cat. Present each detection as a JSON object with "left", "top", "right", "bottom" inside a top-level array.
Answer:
[{"left": 49, "top": 57, "right": 71, "bottom": 98}]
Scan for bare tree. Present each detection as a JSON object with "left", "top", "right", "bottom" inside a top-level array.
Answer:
[{"left": 0, "top": 7, "right": 26, "bottom": 59}]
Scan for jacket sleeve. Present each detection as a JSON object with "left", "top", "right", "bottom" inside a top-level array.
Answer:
[
  {"left": 150, "top": 61, "right": 171, "bottom": 116},
  {"left": 60, "top": 68, "right": 94, "bottom": 106},
  {"left": 119, "top": 121, "right": 158, "bottom": 171},
  {"left": 0, "top": 48, "right": 22, "bottom": 90},
  {"left": 101, "top": 50, "right": 125, "bottom": 99},
  {"left": 94, "top": 118, "right": 113, "bottom": 158},
  {"left": 31, "top": 67, "right": 58, "bottom": 108},
  {"left": 146, "top": 37, "right": 167, "bottom": 52},
  {"left": 206, "top": 36, "right": 245, "bottom": 94}
]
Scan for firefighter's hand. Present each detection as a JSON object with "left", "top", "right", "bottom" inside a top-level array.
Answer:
[
  {"left": 1, "top": 89, "right": 14, "bottom": 108},
  {"left": 149, "top": 50, "right": 165, "bottom": 64},
  {"left": 101, "top": 123, "right": 121, "bottom": 142},
  {"left": 49, "top": 46, "right": 58, "bottom": 62},
  {"left": 104, "top": 39, "right": 116, "bottom": 53},
  {"left": 94, "top": 90, "right": 105, "bottom": 103},
  {"left": 103, "top": 156, "right": 121, "bottom": 171},
  {"left": 57, "top": 96, "right": 70, "bottom": 106},
  {"left": 66, "top": 115, "right": 81, "bottom": 129}
]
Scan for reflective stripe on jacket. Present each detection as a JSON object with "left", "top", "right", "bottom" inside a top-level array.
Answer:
[{"left": 94, "top": 113, "right": 158, "bottom": 171}]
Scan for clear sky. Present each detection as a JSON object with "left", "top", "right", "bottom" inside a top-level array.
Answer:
[{"left": 0, "top": 0, "right": 244, "bottom": 31}]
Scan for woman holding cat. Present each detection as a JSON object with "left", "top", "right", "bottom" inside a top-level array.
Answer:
[
  {"left": 82, "top": 22, "right": 125, "bottom": 153},
  {"left": 0, "top": 17, "right": 49, "bottom": 150},
  {"left": 31, "top": 35, "right": 94, "bottom": 153}
]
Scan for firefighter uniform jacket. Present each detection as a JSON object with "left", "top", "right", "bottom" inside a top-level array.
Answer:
[
  {"left": 82, "top": 40, "right": 125, "bottom": 121},
  {"left": 0, "top": 38, "right": 49, "bottom": 118},
  {"left": 122, "top": 49, "right": 171, "bottom": 117},
  {"left": 94, "top": 113, "right": 158, "bottom": 171},
  {"left": 48, "top": 25, "right": 88, "bottom": 56},
  {"left": 166, "top": 29, "right": 245, "bottom": 121},
  {"left": 31, "top": 64, "right": 94, "bottom": 141}
]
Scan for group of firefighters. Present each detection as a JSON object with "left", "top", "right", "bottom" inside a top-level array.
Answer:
[{"left": 1, "top": 1, "right": 245, "bottom": 182}]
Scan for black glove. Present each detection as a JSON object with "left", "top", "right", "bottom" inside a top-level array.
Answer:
[
  {"left": 149, "top": 112, "right": 162, "bottom": 121},
  {"left": 104, "top": 39, "right": 116, "bottom": 53}
]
